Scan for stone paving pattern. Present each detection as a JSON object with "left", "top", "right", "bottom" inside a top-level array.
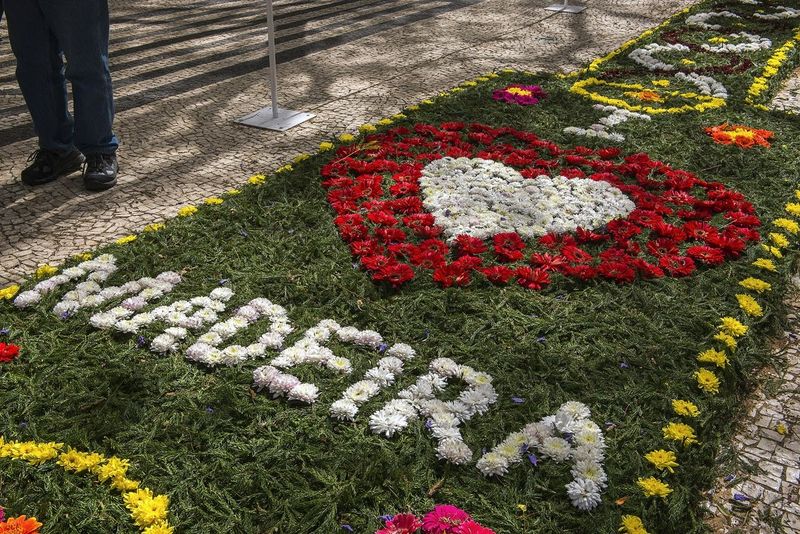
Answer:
[
  {"left": 771, "top": 66, "right": 800, "bottom": 115},
  {"left": 0, "top": 0, "right": 695, "bottom": 284},
  {"left": 706, "top": 284, "right": 800, "bottom": 533}
]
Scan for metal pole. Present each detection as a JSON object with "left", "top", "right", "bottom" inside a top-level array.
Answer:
[{"left": 267, "top": 0, "right": 279, "bottom": 119}]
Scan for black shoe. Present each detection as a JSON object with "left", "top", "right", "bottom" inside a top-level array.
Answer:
[
  {"left": 83, "top": 153, "right": 118, "bottom": 191},
  {"left": 21, "top": 148, "right": 85, "bottom": 186}
]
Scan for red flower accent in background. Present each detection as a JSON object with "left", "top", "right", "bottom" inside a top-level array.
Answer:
[
  {"left": 321, "top": 123, "right": 760, "bottom": 290},
  {"left": 0, "top": 342, "right": 20, "bottom": 363}
]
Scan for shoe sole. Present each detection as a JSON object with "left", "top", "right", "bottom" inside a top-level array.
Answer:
[
  {"left": 84, "top": 177, "right": 117, "bottom": 192},
  {"left": 21, "top": 153, "right": 86, "bottom": 186}
]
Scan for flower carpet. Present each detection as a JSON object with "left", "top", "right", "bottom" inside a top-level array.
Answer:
[{"left": 1, "top": 0, "right": 800, "bottom": 532}]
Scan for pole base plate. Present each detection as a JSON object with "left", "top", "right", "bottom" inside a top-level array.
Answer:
[
  {"left": 235, "top": 107, "right": 315, "bottom": 131},
  {"left": 544, "top": 3, "right": 587, "bottom": 13}
]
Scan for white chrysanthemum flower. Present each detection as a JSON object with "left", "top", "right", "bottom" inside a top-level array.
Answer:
[
  {"left": 566, "top": 478, "right": 602, "bottom": 511},
  {"left": 369, "top": 410, "right": 408, "bottom": 438},
  {"left": 156, "top": 271, "right": 182, "bottom": 284},
  {"left": 139, "top": 287, "right": 164, "bottom": 301},
  {"left": 99, "top": 286, "right": 126, "bottom": 300},
  {"left": 476, "top": 451, "right": 510, "bottom": 476},
  {"left": 288, "top": 383, "right": 319, "bottom": 403},
  {"left": 444, "top": 400, "right": 473, "bottom": 422},
  {"left": 383, "top": 400, "right": 418, "bottom": 420},
  {"left": 420, "top": 373, "right": 447, "bottom": 392},
  {"left": 399, "top": 381, "right": 435, "bottom": 402},
  {"left": 14, "top": 291, "right": 42, "bottom": 308},
  {"left": 262, "top": 304, "right": 287, "bottom": 318},
  {"left": 121, "top": 296, "right": 147, "bottom": 311},
  {"left": 376, "top": 356, "right": 404, "bottom": 374},
  {"left": 430, "top": 411, "right": 460, "bottom": 429},
  {"left": 207, "top": 299, "right": 227, "bottom": 313},
  {"left": 502, "top": 432, "right": 528, "bottom": 449},
  {"left": 258, "top": 331, "right": 284, "bottom": 349},
  {"left": 210, "top": 321, "right": 238, "bottom": 338},
  {"left": 235, "top": 305, "right": 261, "bottom": 322},
  {"left": 326, "top": 356, "right": 352, "bottom": 374},
  {"left": 522, "top": 421, "right": 554, "bottom": 446},
  {"left": 574, "top": 429, "right": 606, "bottom": 450},
  {"left": 166, "top": 311, "right": 187, "bottom": 325},
  {"left": 253, "top": 365, "right": 280, "bottom": 389},
  {"left": 162, "top": 327, "right": 186, "bottom": 340},
  {"left": 271, "top": 320, "right": 293, "bottom": 335},
  {"left": 151, "top": 334, "right": 178, "bottom": 353},
  {"left": 386, "top": 343, "right": 416, "bottom": 360},
  {"left": 63, "top": 290, "right": 81, "bottom": 302},
  {"left": 75, "top": 281, "right": 101, "bottom": 293},
  {"left": 330, "top": 399, "right": 358, "bottom": 420},
  {"left": 221, "top": 345, "right": 248, "bottom": 365},
  {"left": 80, "top": 294, "right": 105, "bottom": 308},
  {"left": 246, "top": 343, "right": 267, "bottom": 358},
  {"left": 457, "top": 389, "right": 491, "bottom": 415},
  {"left": 437, "top": 438, "right": 473, "bottom": 465},
  {"left": 344, "top": 380, "right": 380, "bottom": 403},
  {"left": 89, "top": 270, "right": 113, "bottom": 282},
  {"left": 35, "top": 279, "right": 60, "bottom": 294},
  {"left": 430, "top": 358, "right": 460, "bottom": 377},
  {"left": 365, "top": 367, "right": 395, "bottom": 387},
  {"left": 186, "top": 343, "right": 214, "bottom": 361},
  {"left": 210, "top": 287, "right": 234, "bottom": 302},
  {"left": 269, "top": 374, "right": 301, "bottom": 396},
  {"left": 571, "top": 460, "right": 608, "bottom": 489},
  {"left": 317, "top": 319, "right": 341, "bottom": 331},
  {"left": 572, "top": 444, "right": 605, "bottom": 464},
  {"left": 248, "top": 298, "right": 274, "bottom": 314},
  {"left": 336, "top": 326, "right": 360, "bottom": 342},
  {"left": 190, "top": 296, "right": 214, "bottom": 309},
  {"left": 494, "top": 441, "right": 524, "bottom": 463},
  {"left": 196, "top": 332, "right": 222, "bottom": 346},
  {"left": 269, "top": 355, "right": 294, "bottom": 368},
  {"left": 354, "top": 329, "right": 383, "bottom": 348},
  {"left": 193, "top": 308, "right": 218, "bottom": 324},
  {"left": 119, "top": 281, "right": 143, "bottom": 293},
  {"left": 230, "top": 316, "right": 250, "bottom": 330},
  {"left": 304, "top": 325, "right": 333, "bottom": 342},
  {"left": 431, "top": 424, "right": 462, "bottom": 442},
  {"left": 554, "top": 411, "right": 579, "bottom": 434},
  {"left": 463, "top": 370, "right": 492, "bottom": 386},
  {"left": 62, "top": 267, "right": 86, "bottom": 278},
  {"left": 417, "top": 399, "right": 449, "bottom": 418},
  {"left": 107, "top": 306, "right": 132, "bottom": 319},
  {"left": 116, "top": 320, "right": 139, "bottom": 334},
  {"left": 540, "top": 437, "right": 572, "bottom": 462},
  {"left": 90, "top": 312, "right": 117, "bottom": 329},
  {"left": 472, "top": 383, "right": 498, "bottom": 405},
  {"left": 177, "top": 315, "right": 203, "bottom": 330},
  {"left": 558, "top": 401, "right": 591, "bottom": 421},
  {"left": 53, "top": 300, "right": 80, "bottom": 316}
]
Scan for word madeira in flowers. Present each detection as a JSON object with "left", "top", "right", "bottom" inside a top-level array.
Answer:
[{"left": 11, "top": 256, "right": 608, "bottom": 511}]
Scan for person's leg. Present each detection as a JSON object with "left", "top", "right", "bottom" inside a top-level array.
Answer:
[
  {"left": 5, "top": 0, "right": 75, "bottom": 154},
  {"left": 40, "top": 0, "right": 117, "bottom": 156},
  {"left": 5, "top": 0, "right": 84, "bottom": 185}
]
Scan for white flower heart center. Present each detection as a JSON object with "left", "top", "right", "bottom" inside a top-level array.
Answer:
[{"left": 419, "top": 157, "right": 635, "bottom": 241}]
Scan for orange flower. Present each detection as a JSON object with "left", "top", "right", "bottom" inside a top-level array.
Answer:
[
  {"left": 705, "top": 123, "right": 773, "bottom": 149},
  {"left": 0, "top": 516, "right": 43, "bottom": 534},
  {"left": 623, "top": 90, "right": 664, "bottom": 102}
]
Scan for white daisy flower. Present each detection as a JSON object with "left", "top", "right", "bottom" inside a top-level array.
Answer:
[
  {"left": 476, "top": 451, "right": 510, "bottom": 477},
  {"left": 330, "top": 399, "right": 359, "bottom": 421},
  {"left": 288, "top": 383, "right": 319, "bottom": 404},
  {"left": 540, "top": 437, "right": 572, "bottom": 462},
  {"left": 566, "top": 478, "right": 602, "bottom": 511},
  {"left": 385, "top": 343, "right": 416, "bottom": 361},
  {"left": 437, "top": 439, "right": 473, "bottom": 465},
  {"left": 368, "top": 410, "right": 408, "bottom": 438}
]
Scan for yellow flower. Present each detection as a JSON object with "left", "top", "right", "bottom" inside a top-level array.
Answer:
[
  {"left": 652, "top": 79, "right": 670, "bottom": 87},
  {"left": 795, "top": 190, "right": 800, "bottom": 202},
  {"left": 276, "top": 164, "right": 293, "bottom": 174},
  {"left": 143, "top": 223, "right": 165, "bottom": 233},
  {"left": 708, "top": 36, "right": 729, "bottom": 44},
  {"left": 516, "top": 503, "right": 527, "bottom": 513},
  {"left": 0, "top": 285, "right": 20, "bottom": 301},
  {"left": 95, "top": 456, "right": 131, "bottom": 483},
  {"left": 124, "top": 488, "right": 170, "bottom": 527},
  {"left": 619, "top": 515, "right": 649, "bottom": 534},
  {"left": 713, "top": 332, "right": 737, "bottom": 351},
  {"left": 338, "top": 133, "right": 355, "bottom": 142},
  {"left": 203, "top": 197, "right": 224, "bottom": 205},
  {"left": 177, "top": 206, "right": 198, "bottom": 217},
  {"left": 637, "top": 477, "right": 672, "bottom": 498},
  {"left": 672, "top": 399, "right": 700, "bottom": 418},
  {"left": 719, "top": 317, "right": 748, "bottom": 337},
  {"left": 752, "top": 258, "right": 777, "bottom": 272},
  {"left": 681, "top": 59, "right": 696, "bottom": 66},
  {"left": 697, "top": 348, "right": 728, "bottom": 368},
  {"left": 358, "top": 124, "right": 377, "bottom": 134},
  {"left": 392, "top": 113, "right": 407, "bottom": 120},
  {"left": 376, "top": 118, "right": 394, "bottom": 126},
  {"left": 74, "top": 252, "right": 93, "bottom": 261},
  {"left": 318, "top": 141, "right": 334, "bottom": 152},
  {"left": 1, "top": 439, "right": 64, "bottom": 464},
  {"left": 739, "top": 277, "right": 771, "bottom": 293},
  {"left": 115, "top": 235, "right": 137, "bottom": 245},
  {"left": 736, "top": 294, "right": 764, "bottom": 317},
  {"left": 774, "top": 218, "right": 800, "bottom": 234},
  {"left": 143, "top": 522, "right": 174, "bottom": 534},
  {"left": 662, "top": 422, "right": 698, "bottom": 445},
  {"left": 760, "top": 244, "right": 783, "bottom": 258},
  {"left": 695, "top": 368, "right": 721, "bottom": 394},
  {"left": 35, "top": 264, "right": 58, "bottom": 278},
  {"left": 475, "top": 77, "right": 490, "bottom": 83},
  {"left": 785, "top": 202, "right": 800, "bottom": 217},
  {"left": 248, "top": 173, "right": 266, "bottom": 185},
  {"left": 225, "top": 189, "right": 241, "bottom": 196},
  {"left": 421, "top": 99, "right": 435, "bottom": 105},
  {"left": 450, "top": 87, "right": 465, "bottom": 93},
  {"left": 644, "top": 450, "right": 679, "bottom": 473},
  {"left": 460, "top": 81, "right": 478, "bottom": 87},
  {"left": 292, "top": 153, "right": 310, "bottom": 164},
  {"left": 57, "top": 449, "right": 105, "bottom": 472},
  {"left": 776, "top": 423, "right": 787, "bottom": 435},
  {"left": 769, "top": 232, "right": 790, "bottom": 248},
  {"left": 111, "top": 477, "right": 141, "bottom": 491}
]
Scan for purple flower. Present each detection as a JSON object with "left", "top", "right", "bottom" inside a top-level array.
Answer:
[
  {"left": 341, "top": 525, "right": 353, "bottom": 532},
  {"left": 19, "top": 420, "right": 27, "bottom": 428},
  {"left": 378, "top": 343, "right": 389, "bottom": 353},
  {"left": 724, "top": 474, "right": 736, "bottom": 482},
  {"left": 733, "top": 493, "right": 749, "bottom": 501},
  {"left": 528, "top": 453, "right": 539, "bottom": 466},
  {"left": 219, "top": 279, "right": 230, "bottom": 286},
  {"left": 136, "top": 336, "right": 148, "bottom": 348},
  {"left": 425, "top": 419, "right": 434, "bottom": 430},
  {"left": 536, "top": 336, "right": 547, "bottom": 344},
  {"left": 0, "top": 327, "right": 9, "bottom": 336},
  {"left": 205, "top": 406, "right": 214, "bottom": 414},
  {"left": 239, "top": 229, "right": 249, "bottom": 238},
  {"left": 0, "top": 506, "right": 5, "bottom": 522},
  {"left": 619, "top": 361, "right": 630, "bottom": 369},
  {"left": 60, "top": 311, "right": 72, "bottom": 320},
  {"left": 379, "top": 514, "right": 394, "bottom": 522},
  {"left": 511, "top": 396, "right": 525, "bottom": 404}
]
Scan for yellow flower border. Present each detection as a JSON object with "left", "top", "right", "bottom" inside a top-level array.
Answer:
[
  {"left": 746, "top": 26, "right": 800, "bottom": 110},
  {"left": 569, "top": 78, "right": 726, "bottom": 115},
  {"left": 0, "top": 437, "right": 173, "bottom": 534}
]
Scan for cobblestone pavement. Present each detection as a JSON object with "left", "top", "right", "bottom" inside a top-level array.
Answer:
[
  {"left": 772, "top": 67, "right": 800, "bottom": 115},
  {"left": 0, "top": 0, "right": 696, "bottom": 284},
  {"left": 705, "top": 285, "right": 800, "bottom": 534}
]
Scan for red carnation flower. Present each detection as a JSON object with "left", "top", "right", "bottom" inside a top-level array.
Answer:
[
  {"left": 433, "top": 263, "right": 472, "bottom": 287},
  {"left": 414, "top": 225, "right": 444, "bottom": 238},
  {"left": 482, "top": 265, "right": 515, "bottom": 284},
  {"left": 403, "top": 213, "right": 436, "bottom": 230},
  {"left": 576, "top": 227, "right": 608, "bottom": 243},
  {"left": 376, "top": 227, "right": 407, "bottom": 244},
  {"left": 709, "top": 235, "right": 747, "bottom": 257},
  {"left": 453, "top": 255, "right": 483, "bottom": 270},
  {"left": 409, "top": 249, "right": 446, "bottom": 269},
  {"left": 562, "top": 264, "right": 597, "bottom": 281},
  {"left": 686, "top": 245, "right": 725, "bottom": 265},
  {"left": 597, "top": 147, "right": 621, "bottom": 159},
  {"left": 361, "top": 255, "right": 394, "bottom": 271},
  {"left": 597, "top": 261, "right": 636, "bottom": 283},
  {"left": 389, "top": 182, "right": 420, "bottom": 196},
  {"left": 367, "top": 210, "right": 399, "bottom": 226},
  {"left": 538, "top": 233, "right": 560, "bottom": 249},
  {"left": 494, "top": 246, "right": 525, "bottom": 263},
  {"left": 530, "top": 253, "right": 568, "bottom": 271},
  {"left": 659, "top": 255, "right": 696, "bottom": 277},
  {"left": 632, "top": 258, "right": 665, "bottom": 279},
  {"left": 376, "top": 513, "right": 423, "bottom": 534},
  {"left": 561, "top": 245, "right": 593, "bottom": 264},
  {"left": 515, "top": 266, "right": 551, "bottom": 290},
  {"left": 375, "top": 263, "right": 415, "bottom": 287},
  {"left": 646, "top": 238, "right": 678, "bottom": 258},
  {"left": 493, "top": 232, "right": 526, "bottom": 250},
  {"left": 0, "top": 342, "right": 20, "bottom": 363},
  {"left": 455, "top": 235, "right": 488, "bottom": 255},
  {"left": 683, "top": 221, "right": 719, "bottom": 241},
  {"left": 417, "top": 239, "right": 448, "bottom": 255},
  {"left": 350, "top": 239, "right": 383, "bottom": 257}
]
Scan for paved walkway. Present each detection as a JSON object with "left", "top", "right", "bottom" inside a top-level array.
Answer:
[
  {"left": 772, "top": 67, "right": 800, "bottom": 115},
  {"left": 706, "top": 286, "right": 800, "bottom": 533},
  {"left": 0, "top": 0, "right": 695, "bottom": 284}
]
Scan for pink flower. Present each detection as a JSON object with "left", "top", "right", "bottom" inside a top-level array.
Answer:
[
  {"left": 456, "top": 520, "right": 495, "bottom": 534},
  {"left": 422, "top": 505, "right": 471, "bottom": 534},
  {"left": 376, "top": 513, "right": 423, "bottom": 534}
]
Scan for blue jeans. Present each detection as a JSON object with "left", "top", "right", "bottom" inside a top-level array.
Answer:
[{"left": 5, "top": 0, "right": 118, "bottom": 155}]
